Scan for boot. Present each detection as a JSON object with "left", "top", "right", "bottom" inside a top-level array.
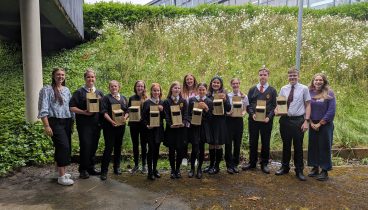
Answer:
[{"left": 316, "top": 170, "right": 328, "bottom": 181}]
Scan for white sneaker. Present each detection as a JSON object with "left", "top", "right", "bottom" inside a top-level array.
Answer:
[
  {"left": 58, "top": 175, "right": 74, "bottom": 186},
  {"left": 53, "top": 172, "right": 71, "bottom": 179}
]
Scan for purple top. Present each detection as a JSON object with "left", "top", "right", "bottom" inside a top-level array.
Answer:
[{"left": 310, "top": 89, "right": 336, "bottom": 123}]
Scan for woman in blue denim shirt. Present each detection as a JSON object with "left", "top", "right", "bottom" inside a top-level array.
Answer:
[{"left": 38, "top": 68, "right": 74, "bottom": 186}]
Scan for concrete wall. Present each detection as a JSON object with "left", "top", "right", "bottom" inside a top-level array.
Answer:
[{"left": 59, "top": 0, "right": 84, "bottom": 38}]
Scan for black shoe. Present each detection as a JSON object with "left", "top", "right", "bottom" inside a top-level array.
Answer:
[
  {"left": 316, "top": 170, "right": 328, "bottom": 181},
  {"left": 88, "top": 169, "right": 101, "bottom": 176},
  {"left": 147, "top": 173, "right": 155, "bottom": 180},
  {"left": 227, "top": 167, "right": 234, "bottom": 174},
  {"left": 208, "top": 167, "right": 216, "bottom": 175},
  {"left": 233, "top": 166, "right": 239, "bottom": 173},
  {"left": 170, "top": 172, "right": 176, "bottom": 179},
  {"left": 175, "top": 170, "right": 182, "bottom": 179},
  {"left": 153, "top": 170, "right": 161, "bottom": 178},
  {"left": 79, "top": 170, "right": 90, "bottom": 179},
  {"left": 308, "top": 167, "right": 319, "bottom": 177},
  {"left": 261, "top": 165, "right": 270, "bottom": 174},
  {"left": 203, "top": 166, "right": 211, "bottom": 173},
  {"left": 242, "top": 163, "right": 256, "bottom": 171},
  {"left": 114, "top": 168, "right": 122, "bottom": 175},
  {"left": 214, "top": 167, "right": 220, "bottom": 174},
  {"left": 275, "top": 167, "right": 289, "bottom": 176},
  {"left": 296, "top": 171, "right": 307, "bottom": 181},
  {"left": 196, "top": 168, "right": 203, "bottom": 179},
  {"left": 100, "top": 172, "right": 107, "bottom": 180},
  {"left": 130, "top": 165, "right": 139, "bottom": 174},
  {"left": 188, "top": 169, "right": 195, "bottom": 178}
]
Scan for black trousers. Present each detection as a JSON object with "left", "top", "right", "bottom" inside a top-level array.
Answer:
[
  {"left": 191, "top": 143, "right": 205, "bottom": 169},
  {"left": 248, "top": 118, "right": 273, "bottom": 166},
  {"left": 225, "top": 117, "right": 243, "bottom": 168},
  {"left": 130, "top": 125, "right": 147, "bottom": 167},
  {"left": 49, "top": 118, "right": 72, "bottom": 167},
  {"left": 101, "top": 125, "right": 125, "bottom": 173},
  {"left": 279, "top": 116, "right": 305, "bottom": 171},
  {"left": 76, "top": 123, "right": 101, "bottom": 172},
  {"left": 169, "top": 146, "right": 184, "bottom": 172},
  {"left": 147, "top": 140, "right": 160, "bottom": 174}
]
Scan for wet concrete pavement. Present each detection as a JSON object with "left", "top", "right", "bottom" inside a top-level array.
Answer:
[
  {"left": 0, "top": 164, "right": 189, "bottom": 210},
  {"left": 0, "top": 164, "right": 367, "bottom": 209}
]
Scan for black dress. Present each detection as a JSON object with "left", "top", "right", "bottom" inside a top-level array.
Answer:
[
  {"left": 69, "top": 87, "right": 104, "bottom": 172},
  {"left": 188, "top": 96, "right": 213, "bottom": 144},
  {"left": 163, "top": 97, "right": 188, "bottom": 149},
  {"left": 207, "top": 93, "right": 231, "bottom": 145}
]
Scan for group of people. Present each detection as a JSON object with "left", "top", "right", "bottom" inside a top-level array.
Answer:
[{"left": 38, "top": 66, "right": 336, "bottom": 186}]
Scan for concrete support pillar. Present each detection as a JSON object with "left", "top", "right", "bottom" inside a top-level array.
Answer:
[{"left": 20, "top": 0, "right": 43, "bottom": 122}]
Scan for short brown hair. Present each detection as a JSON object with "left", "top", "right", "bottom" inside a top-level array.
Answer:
[
  {"left": 258, "top": 67, "right": 270, "bottom": 75},
  {"left": 287, "top": 66, "right": 299, "bottom": 74}
]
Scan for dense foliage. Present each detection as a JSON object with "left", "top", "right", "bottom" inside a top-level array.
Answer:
[{"left": 83, "top": 2, "right": 368, "bottom": 38}]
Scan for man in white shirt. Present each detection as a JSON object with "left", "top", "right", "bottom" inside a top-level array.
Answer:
[{"left": 275, "top": 67, "right": 311, "bottom": 181}]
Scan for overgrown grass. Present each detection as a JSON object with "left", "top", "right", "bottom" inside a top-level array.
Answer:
[{"left": 1, "top": 8, "right": 368, "bottom": 176}]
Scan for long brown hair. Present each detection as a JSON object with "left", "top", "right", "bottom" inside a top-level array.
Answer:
[
  {"left": 51, "top": 68, "right": 65, "bottom": 105},
  {"left": 182, "top": 74, "right": 198, "bottom": 99},
  {"left": 167, "top": 81, "right": 182, "bottom": 99},
  {"left": 309, "top": 73, "right": 333, "bottom": 100},
  {"left": 133, "top": 80, "right": 147, "bottom": 100}
]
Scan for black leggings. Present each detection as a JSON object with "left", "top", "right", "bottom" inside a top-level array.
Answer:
[
  {"left": 101, "top": 126, "right": 125, "bottom": 173},
  {"left": 147, "top": 140, "right": 160, "bottom": 174},
  {"left": 49, "top": 118, "right": 72, "bottom": 167},
  {"left": 190, "top": 143, "right": 205, "bottom": 169},
  {"left": 169, "top": 147, "right": 184, "bottom": 172},
  {"left": 130, "top": 125, "right": 147, "bottom": 166}
]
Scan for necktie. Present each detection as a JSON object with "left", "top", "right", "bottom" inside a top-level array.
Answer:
[
  {"left": 174, "top": 97, "right": 178, "bottom": 104},
  {"left": 287, "top": 85, "right": 295, "bottom": 108},
  {"left": 260, "top": 85, "right": 264, "bottom": 93},
  {"left": 114, "top": 95, "right": 120, "bottom": 101},
  {"left": 89, "top": 88, "right": 93, "bottom": 93}
]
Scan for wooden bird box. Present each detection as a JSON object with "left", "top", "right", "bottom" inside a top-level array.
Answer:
[
  {"left": 191, "top": 102, "right": 202, "bottom": 125},
  {"left": 277, "top": 96, "right": 288, "bottom": 115},
  {"left": 232, "top": 96, "right": 243, "bottom": 117},
  {"left": 213, "top": 94, "right": 224, "bottom": 116},
  {"left": 255, "top": 100, "right": 266, "bottom": 122},
  {"left": 149, "top": 105, "right": 160, "bottom": 127},
  {"left": 170, "top": 105, "right": 182, "bottom": 126},
  {"left": 111, "top": 104, "right": 125, "bottom": 126},
  {"left": 86, "top": 92, "right": 99, "bottom": 112},
  {"left": 129, "top": 100, "right": 142, "bottom": 122}
]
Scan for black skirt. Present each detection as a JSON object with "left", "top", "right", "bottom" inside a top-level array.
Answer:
[{"left": 208, "top": 115, "right": 228, "bottom": 145}]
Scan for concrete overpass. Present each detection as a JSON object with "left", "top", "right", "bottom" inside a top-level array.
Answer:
[{"left": 0, "top": 0, "right": 84, "bottom": 122}]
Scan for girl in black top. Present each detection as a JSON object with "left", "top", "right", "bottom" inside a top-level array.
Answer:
[
  {"left": 100, "top": 80, "right": 128, "bottom": 180},
  {"left": 128, "top": 80, "right": 148, "bottom": 174},
  {"left": 142, "top": 83, "right": 164, "bottom": 180},
  {"left": 188, "top": 83, "right": 213, "bottom": 179},
  {"left": 70, "top": 69, "right": 104, "bottom": 179},
  {"left": 205, "top": 76, "right": 231, "bottom": 175},
  {"left": 163, "top": 81, "right": 189, "bottom": 179}
]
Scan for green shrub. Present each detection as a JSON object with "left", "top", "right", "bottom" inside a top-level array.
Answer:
[{"left": 83, "top": 2, "right": 368, "bottom": 39}]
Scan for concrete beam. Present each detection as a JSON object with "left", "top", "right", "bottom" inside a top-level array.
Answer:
[{"left": 20, "top": 0, "right": 43, "bottom": 122}]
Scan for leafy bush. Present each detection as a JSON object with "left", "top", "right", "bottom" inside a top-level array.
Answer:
[{"left": 83, "top": 2, "right": 368, "bottom": 39}]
